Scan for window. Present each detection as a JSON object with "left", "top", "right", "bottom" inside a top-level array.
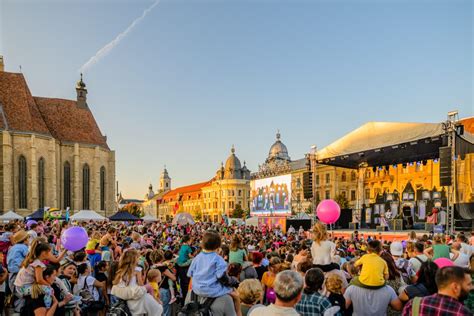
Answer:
[
  {"left": 316, "top": 191, "right": 320, "bottom": 201},
  {"left": 365, "top": 189, "right": 371, "bottom": 200},
  {"left": 315, "top": 175, "right": 320, "bottom": 185},
  {"left": 296, "top": 178, "right": 301, "bottom": 188},
  {"left": 238, "top": 190, "right": 242, "bottom": 196},
  {"left": 351, "top": 171, "right": 356, "bottom": 181},
  {"left": 63, "top": 162, "right": 71, "bottom": 209},
  {"left": 341, "top": 191, "right": 346, "bottom": 199},
  {"left": 38, "top": 158, "right": 45, "bottom": 208},
  {"left": 100, "top": 166, "right": 106, "bottom": 211},
  {"left": 83, "top": 164, "right": 90, "bottom": 209},
  {"left": 350, "top": 190, "right": 356, "bottom": 201},
  {"left": 325, "top": 190, "right": 330, "bottom": 199},
  {"left": 19, "top": 155, "right": 27, "bottom": 209},
  {"left": 214, "top": 215, "right": 219, "bottom": 223},
  {"left": 325, "top": 174, "right": 330, "bottom": 184},
  {"left": 341, "top": 172, "right": 346, "bottom": 182}
]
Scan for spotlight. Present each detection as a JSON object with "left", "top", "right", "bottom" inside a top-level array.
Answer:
[
  {"left": 392, "top": 164, "right": 397, "bottom": 168},
  {"left": 434, "top": 158, "right": 439, "bottom": 163},
  {"left": 409, "top": 162, "right": 414, "bottom": 166}
]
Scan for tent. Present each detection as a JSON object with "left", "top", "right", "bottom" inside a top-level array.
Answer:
[
  {"left": 141, "top": 214, "right": 158, "bottom": 222},
  {"left": 109, "top": 211, "right": 140, "bottom": 221},
  {"left": 70, "top": 210, "right": 106, "bottom": 221},
  {"left": 245, "top": 217, "right": 258, "bottom": 227},
  {"left": 172, "top": 212, "right": 195, "bottom": 225},
  {"left": 0, "top": 211, "right": 23, "bottom": 221},
  {"left": 26, "top": 208, "right": 66, "bottom": 221}
]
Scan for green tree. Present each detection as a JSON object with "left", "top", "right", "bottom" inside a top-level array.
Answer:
[
  {"left": 232, "top": 203, "right": 244, "bottom": 218},
  {"left": 122, "top": 203, "right": 144, "bottom": 218},
  {"left": 334, "top": 194, "right": 349, "bottom": 209}
]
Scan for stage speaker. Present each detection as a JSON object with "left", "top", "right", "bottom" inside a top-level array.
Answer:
[
  {"left": 335, "top": 209, "right": 352, "bottom": 229},
  {"left": 303, "top": 172, "right": 313, "bottom": 199},
  {"left": 392, "top": 219, "right": 404, "bottom": 231},
  {"left": 349, "top": 222, "right": 359, "bottom": 230},
  {"left": 439, "top": 146, "right": 452, "bottom": 186}
]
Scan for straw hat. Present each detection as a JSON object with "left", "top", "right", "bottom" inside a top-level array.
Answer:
[{"left": 12, "top": 230, "right": 28, "bottom": 244}]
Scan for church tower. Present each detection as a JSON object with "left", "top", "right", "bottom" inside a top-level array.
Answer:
[
  {"left": 76, "top": 73, "right": 88, "bottom": 108},
  {"left": 160, "top": 166, "right": 171, "bottom": 192}
]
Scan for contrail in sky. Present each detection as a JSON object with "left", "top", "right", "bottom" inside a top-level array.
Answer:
[{"left": 79, "top": 0, "right": 160, "bottom": 73}]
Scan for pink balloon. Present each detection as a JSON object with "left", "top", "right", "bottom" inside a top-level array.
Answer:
[
  {"left": 316, "top": 199, "right": 341, "bottom": 224},
  {"left": 434, "top": 258, "right": 453, "bottom": 269}
]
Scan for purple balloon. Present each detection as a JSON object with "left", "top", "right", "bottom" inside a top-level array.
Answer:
[
  {"left": 316, "top": 199, "right": 341, "bottom": 224},
  {"left": 26, "top": 220, "right": 37, "bottom": 228},
  {"left": 61, "top": 226, "right": 88, "bottom": 251}
]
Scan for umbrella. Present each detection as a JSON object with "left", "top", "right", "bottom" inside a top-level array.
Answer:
[
  {"left": 172, "top": 212, "right": 195, "bottom": 225},
  {"left": 0, "top": 210, "right": 23, "bottom": 221},
  {"left": 70, "top": 210, "right": 106, "bottom": 221}
]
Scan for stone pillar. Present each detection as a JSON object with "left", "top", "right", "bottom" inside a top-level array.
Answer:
[
  {"left": 49, "top": 138, "right": 57, "bottom": 207},
  {"left": 73, "top": 143, "right": 80, "bottom": 210},
  {"left": 2, "top": 131, "right": 13, "bottom": 211},
  {"left": 30, "top": 135, "right": 38, "bottom": 210},
  {"left": 92, "top": 146, "right": 100, "bottom": 211},
  {"left": 107, "top": 150, "right": 116, "bottom": 216}
]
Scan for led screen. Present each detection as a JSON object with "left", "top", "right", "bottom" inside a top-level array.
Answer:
[{"left": 250, "top": 174, "right": 292, "bottom": 216}]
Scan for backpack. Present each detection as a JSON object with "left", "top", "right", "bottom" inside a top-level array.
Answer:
[
  {"left": 106, "top": 299, "right": 132, "bottom": 316},
  {"left": 178, "top": 292, "right": 216, "bottom": 316},
  {"left": 398, "top": 259, "right": 411, "bottom": 284}
]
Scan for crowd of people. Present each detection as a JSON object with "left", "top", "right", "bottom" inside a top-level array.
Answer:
[{"left": 0, "top": 219, "right": 472, "bottom": 316}]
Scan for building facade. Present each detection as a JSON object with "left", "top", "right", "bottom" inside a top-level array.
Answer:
[
  {"left": 157, "top": 147, "right": 251, "bottom": 222},
  {"left": 0, "top": 57, "right": 116, "bottom": 215}
]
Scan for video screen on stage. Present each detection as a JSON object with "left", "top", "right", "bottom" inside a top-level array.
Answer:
[{"left": 250, "top": 174, "right": 292, "bottom": 216}]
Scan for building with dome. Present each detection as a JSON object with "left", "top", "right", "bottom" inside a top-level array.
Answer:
[
  {"left": 141, "top": 167, "right": 172, "bottom": 218},
  {"left": 157, "top": 147, "right": 251, "bottom": 222},
  {"left": 251, "top": 132, "right": 312, "bottom": 216},
  {"left": 0, "top": 57, "right": 116, "bottom": 215}
]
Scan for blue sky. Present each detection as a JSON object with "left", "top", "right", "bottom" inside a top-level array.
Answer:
[{"left": 1, "top": 0, "right": 472, "bottom": 199}]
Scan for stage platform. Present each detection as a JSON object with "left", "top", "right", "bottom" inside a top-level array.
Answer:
[{"left": 330, "top": 229, "right": 429, "bottom": 242}]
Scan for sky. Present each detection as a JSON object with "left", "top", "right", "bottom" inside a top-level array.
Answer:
[{"left": 1, "top": 0, "right": 472, "bottom": 199}]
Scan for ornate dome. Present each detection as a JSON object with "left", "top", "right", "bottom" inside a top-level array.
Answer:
[
  {"left": 76, "top": 73, "right": 86, "bottom": 89},
  {"left": 267, "top": 131, "right": 290, "bottom": 162},
  {"left": 224, "top": 145, "right": 242, "bottom": 178}
]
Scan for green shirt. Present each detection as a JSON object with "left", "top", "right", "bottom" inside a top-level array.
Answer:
[
  {"left": 432, "top": 244, "right": 450, "bottom": 260},
  {"left": 229, "top": 248, "right": 246, "bottom": 265}
]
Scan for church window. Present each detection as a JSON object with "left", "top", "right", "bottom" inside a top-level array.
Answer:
[
  {"left": 38, "top": 158, "right": 45, "bottom": 208},
  {"left": 19, "top": 156, "right": 27, "bottom": 208},
  {"left": 83, "top": 164, "right": 90, "bottom": 209},
  {"left": 64, "top": 162, "right": 71, "bottom": 209},
  {"left": 100, "top": 166, "right": 106, "bottom": 211}
]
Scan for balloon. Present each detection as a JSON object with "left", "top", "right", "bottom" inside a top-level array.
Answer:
[
  {"left": 434, "top": 258, "right": 453, "bottom": 269},
  {"left": 61, "top": 226, "right": 88, "bottom": 252},
  {"left": 26, "top": 220, "right": 37, "bottom": 228},
  {"left": 316, "top": 199, "right": 341, "bottom": 224}
]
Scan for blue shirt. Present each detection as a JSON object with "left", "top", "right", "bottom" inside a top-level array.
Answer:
[
  {"left": 177, "top": 244, "right": 192, "bottom": 265},
  {"left": 296, "top": 292, "right": 332, "bottom": 316},
  {"left": 187, "top": 251, "right": 232, "bottom": 298},
  {"left": 7, "top": 243, "right": 28, "bottom": 273}
]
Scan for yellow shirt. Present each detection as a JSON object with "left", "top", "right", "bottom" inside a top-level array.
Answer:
[
  {"left": 85, "top": 239, "right": 99, "bottom": 251},
  {"left": 355, "top": 253, "right": 388, "bottom": 286},
  {"left": 149, "top": 281, "right": 159, "bottom": 298}
]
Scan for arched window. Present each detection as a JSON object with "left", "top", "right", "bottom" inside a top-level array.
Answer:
[
  {"left": 63, "top": 162, "right": 71, "bottom": 209},
  {"left": 100, "top": 166, "right": 106, "bottom": 211},
  {"left": 38, "top": 158, "right": 45, "bottom": 208},
  {"left": 341, "top": 171, "right": 347, "bottom": 182},
  {"left": 83, "top": 164, "right": 90, "bottom": 210},
  {"left": 19, "top": 155, "right": 27, "bottom": 209}
]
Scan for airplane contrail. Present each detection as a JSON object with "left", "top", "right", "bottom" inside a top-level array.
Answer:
[{"left": 79, "top": 0, "right": 160, "bottom": 73}]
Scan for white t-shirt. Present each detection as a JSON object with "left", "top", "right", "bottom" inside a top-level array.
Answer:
[
  {"left": 311, "top": 240, "right": 336, "bottom": 265},
  {"left": 450, "top": 252, "right": 470, "bottom": 268},
  {"left": 249, "top": 304, "right": 300, "bottom": 316},
  {"left": 74, "top": 275, "right": 100, "bottom": 301}
]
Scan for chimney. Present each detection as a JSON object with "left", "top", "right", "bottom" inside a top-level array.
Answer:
[
  {"left": 0, "top": 56, "right": 4, "bottom": 72},
  {"left": 75, "top": 73, "right": 88, "bottom": 108}
]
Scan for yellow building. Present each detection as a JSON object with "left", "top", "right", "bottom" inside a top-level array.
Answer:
[{"left": 157, "top": 147, "right": 251, "bottom": 222}]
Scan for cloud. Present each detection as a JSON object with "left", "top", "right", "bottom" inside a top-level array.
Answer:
[{"left": 79, "top": 0, "right": 160, "bottom": 74}]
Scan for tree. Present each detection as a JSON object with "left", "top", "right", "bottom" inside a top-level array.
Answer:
[
  {"left": 334, "top": 194, "right": 349, "bottom": 209},
  {"left": 122, "top": 202, "right": 144, "bottom": 218},
  {"left": 232, "top": 203, "right": 244, "bottom": 218}
]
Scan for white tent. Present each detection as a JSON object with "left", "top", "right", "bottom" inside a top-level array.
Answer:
[
  {"left": 141, "top": 214, "right": 159, "bottom": 222},
  {"left": 245, "top": 217, "right": 259, "bottom": 227},
  {"left": 172, "top": 212, "right": 195, "bottom": 225},
  {"left": 70, "top": 210, "right": 106, "bottom": 221},
  {"left": 0, "top": 210, "right": 23, "bottom": 221}
]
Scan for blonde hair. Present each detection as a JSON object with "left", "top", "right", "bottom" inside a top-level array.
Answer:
[
  {"left": 269, "top": 257, "right": 282, "bottom": 273},
  {"left": 238, "top": 279, "right": 263, "bottom": 304},
  {"left": 312, "top": 222, "right": 327, "bottom": 244},
  {"left": 325, "top": 274, "right": 343, "bottom": 295},
  {"left": 132, "top": 232, "right": 141, "bottom": 242},
  {"left": 113, "top": 249, "right": 139, "bottom": 285},
  {"left": 230, "top": 235, "right": 243, "bottom": 252},
  {"left": 147, "top": 269, "right": 161, "bottom": 282},
  {"left": 433, "top": 234, "right": 445, "bottom": 244}
]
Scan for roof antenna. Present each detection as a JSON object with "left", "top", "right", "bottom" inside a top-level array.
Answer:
[{"left": 19, "top": 65, "right": 22, "bottom": 73}]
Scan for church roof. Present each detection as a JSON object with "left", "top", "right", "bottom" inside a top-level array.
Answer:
[{"left": 0, "top": 71, "right": 109, "bottom": 149}]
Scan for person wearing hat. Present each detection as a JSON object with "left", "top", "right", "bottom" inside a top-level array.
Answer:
[
  {"left": 390, "top": 241, "right": 416, "bottom": 285},
  {"left": 6, "top": 230, "right": 29, "bottom": 312}
]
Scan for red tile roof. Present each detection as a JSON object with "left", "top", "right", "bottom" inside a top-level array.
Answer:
[
  {"left": 161, "top": 180, "right": 213, "bottom": 203},
  {"left": 35, "top": 97, "right": 108, "bottom": 149},
  {"left": 460, "top": 117, "right": 474, "bottom": 134},
  {"left": 0, "top": 71, "right": 108, "bottom": 148}
]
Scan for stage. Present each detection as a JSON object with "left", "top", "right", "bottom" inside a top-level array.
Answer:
[{"left": 330, "top": 229, "right": 429, "bottom": 242}]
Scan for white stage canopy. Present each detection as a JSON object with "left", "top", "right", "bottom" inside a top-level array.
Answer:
[
  {"left": 70, "top": 210, "right": 106, "bottom": 221},
  {"left": 0, "top": 210, "right": 23, "bottom": 221}
]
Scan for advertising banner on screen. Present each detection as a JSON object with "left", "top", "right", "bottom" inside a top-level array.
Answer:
[{"left": 251, "top": 174, "right": 291, "bottom": 216}]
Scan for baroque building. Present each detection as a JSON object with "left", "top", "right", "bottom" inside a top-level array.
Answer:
[
  {"left": 141, "top": 167, "right": 172, "bottom": 218},
  {"left": 157, "top": 147, "right": 251, "bottom": 222},
  {"left": 0, "top": 57, "right": 116, "bottom": 215}
]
